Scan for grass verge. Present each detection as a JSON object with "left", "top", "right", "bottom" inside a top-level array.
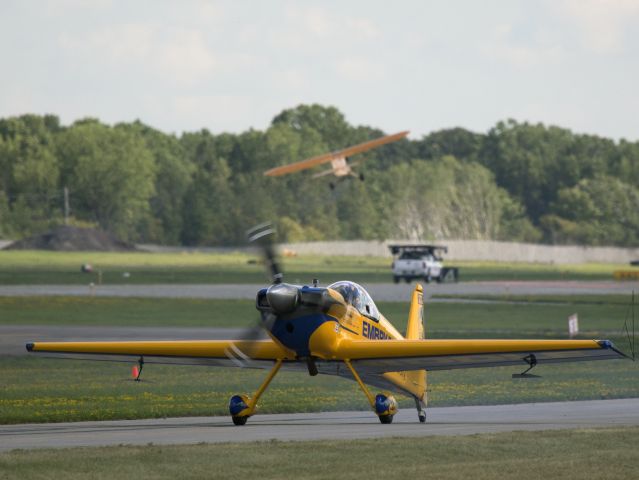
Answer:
[
  {"left": 0, "top": 250, "right": 632, "bottom": 284},
  {"left": 0, "top": 295, "right": 634, "bottom": 336},
  {"left": 1, "top": 427, "right": 638, "bottom": 479},
  {"left": 431, "top": 294, "right": 636, "bottom": 305},
  {"left": 2, "top": 354, "right": 636, "bottom": 424}
]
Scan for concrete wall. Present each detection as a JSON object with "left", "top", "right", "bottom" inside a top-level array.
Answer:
[
  {"left": 6, "top": 238, "right": 635, "bottom": 264},
  {"left": 282, "top": 240, "right": 639, "bottom": 264}
]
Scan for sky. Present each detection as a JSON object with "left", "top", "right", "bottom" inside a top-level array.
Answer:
[{"left": 1, "top": 0, "right": 638, "bottom": 140}]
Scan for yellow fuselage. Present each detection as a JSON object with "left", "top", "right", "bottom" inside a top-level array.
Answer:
[{"left": 300, "top": 288, "right": 426, "bottom": 400}]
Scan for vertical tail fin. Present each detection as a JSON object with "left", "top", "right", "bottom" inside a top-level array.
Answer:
[
  {"left": 404, "top": 284, "right": 427, "bottom": 416},
  {"left": 406, "top": 284, "right": 425, "bottom": 340}
]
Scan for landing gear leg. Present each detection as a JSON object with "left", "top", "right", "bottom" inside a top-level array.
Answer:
[
  {"left": 134, "top": 356, "right": 144, "bottom": 382},
  {"left": 415, "top": 396, "right": 426, "bottom": 423},
  {"left": 512, "top": 354, "right": 540, "bottom": 379},
  {"left": 229, "top": 359, "right": 283, "bottom": 426},
  {"left": 344, "top": 360, "right": 397, "bottom": 424}
]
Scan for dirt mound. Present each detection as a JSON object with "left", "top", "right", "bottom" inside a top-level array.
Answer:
[{"left": 4, "top": 226, "right": 136, "bottom": 251}]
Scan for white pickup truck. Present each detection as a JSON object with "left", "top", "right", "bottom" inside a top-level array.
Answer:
[{"left": 389, "top": 244, "right": 458, "bottom": 284}]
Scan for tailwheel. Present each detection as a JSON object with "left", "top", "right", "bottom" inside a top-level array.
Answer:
[
  {"left": 232, "top": 415, "right": 249, "bottom": 426},
  {"left": 415, "top": 397, "right": 427, "bottom": 424},
  {"left": 378, "top": 414, "right": 394, "bottom": 424}
]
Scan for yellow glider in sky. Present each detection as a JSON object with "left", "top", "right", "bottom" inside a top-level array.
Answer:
[{"left": 263, "top": 130, "right": 409, "bottom": 181}]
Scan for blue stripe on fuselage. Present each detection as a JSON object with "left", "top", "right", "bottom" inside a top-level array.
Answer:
[{"left": 270, "top": 312, "right": 334, "bottom": 356}]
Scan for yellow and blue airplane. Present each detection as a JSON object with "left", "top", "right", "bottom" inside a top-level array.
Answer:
[{"left": 26, "top": 228, "right": 628, "bottom": 426}]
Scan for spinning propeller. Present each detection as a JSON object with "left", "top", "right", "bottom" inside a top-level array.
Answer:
[
  {"left": 248, "top": 222, "right": 302, "bottom": 316},
  {"left": 248, "top": 222, "right": 329, "bottom": 315},
  {"left": 247, "top": 223, "right": 283, "bottom": 285},
  {"left": 224, "top": 223, "right": 287, "bottom": 366},
  {"left": 225, "top": 223, "right": 341, "bottom": 368}
]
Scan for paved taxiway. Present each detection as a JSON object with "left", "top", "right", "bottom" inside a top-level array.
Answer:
[
  {"left": 0, "top": 280, "right": 637, "bottom": 301},
  {"left": 1, "top": 398, "right": 638, "bottom": 452}
]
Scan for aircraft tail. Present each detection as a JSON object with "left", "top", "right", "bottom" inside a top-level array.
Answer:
[
  {"left": 404, "top": 284, "right": 427, "bottom": 412},
  {"left": 406, "top": 284, "right": 425, "bottom": 340}
]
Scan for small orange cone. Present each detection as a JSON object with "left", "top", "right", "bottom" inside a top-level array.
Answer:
[{"left": 132, "top": 365, "right": 139, "bottom": 379}]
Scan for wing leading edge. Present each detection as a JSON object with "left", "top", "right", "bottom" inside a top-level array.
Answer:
[
  {"left": 26, "top": 339, "right": 291, "bottom": 364},
  {"left": 26, "top": 337, "right": 627, "bottom": 373},
  {"left": 339, "top": 338, "right": 627, "bottom": 373}
]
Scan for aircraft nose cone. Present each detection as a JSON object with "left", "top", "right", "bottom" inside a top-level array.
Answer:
[{"left": 266, "top": 283, "right": 299, "bottom": 314}]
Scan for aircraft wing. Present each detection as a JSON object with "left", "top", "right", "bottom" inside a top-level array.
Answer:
[
  {"left": 263, "top": 131, "right": 409, "bottom": 177},
  {"left": 26, "top": 339, "right": 293, "bottom": 368},
  {"left": 340, "top": 339, "right": 627, "bottom": 373}
]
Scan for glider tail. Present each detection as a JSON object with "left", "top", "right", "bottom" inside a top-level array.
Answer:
[{"left": 405, "top": 284, "right": 427, "bottom": 405}]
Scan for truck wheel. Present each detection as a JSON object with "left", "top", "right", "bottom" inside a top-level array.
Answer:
[
  {"left": 404, "top": 277, "right": 411, "bottom": 284},
  {"left": 439, "top": 268, "right": 450, "bottom": 283},
  {"left": 393, "top": 276, "right": 400, "bottom": 284},
  {"left": 424, "top": 274, "right": 432, "bottom": 283}
]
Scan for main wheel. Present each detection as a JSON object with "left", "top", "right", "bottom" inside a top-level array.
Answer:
[
  {"left": 379, "top": 414, "right": 394, "bottom": 424},
  {"left": 232, "top": 415, "right": 248, "bottom": 426},
  {"left": 229, "top": 394, "right": 250, "bottom": 425}
]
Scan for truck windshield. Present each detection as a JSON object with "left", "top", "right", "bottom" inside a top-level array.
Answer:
[{"left": 399, "top": 251, "right": 423, "bottom": 260}]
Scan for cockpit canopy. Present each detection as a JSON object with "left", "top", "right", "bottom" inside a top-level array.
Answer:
[{"left": 328, "top": 281, "right": 380, "bottom": 321}]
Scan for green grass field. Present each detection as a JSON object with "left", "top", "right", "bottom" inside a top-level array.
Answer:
[
  {"left": 0, "top": 250, "right": 632, "bottom": 284},
  {"left": 0, "top": 294, "right": 634, "bottom": 337},
  {"left": 1, "top": 295, "right": 637, "bottom": 424},
  {"left": 432, "top": 294, "right": 636, "bottom": 304},
  {"left": 1, "top": 427, "right": 638, "bottom": 479}
]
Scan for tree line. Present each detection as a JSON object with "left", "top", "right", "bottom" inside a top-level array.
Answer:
[{"left": 0, "top": 104, "right": 637, "bottom": 247}]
